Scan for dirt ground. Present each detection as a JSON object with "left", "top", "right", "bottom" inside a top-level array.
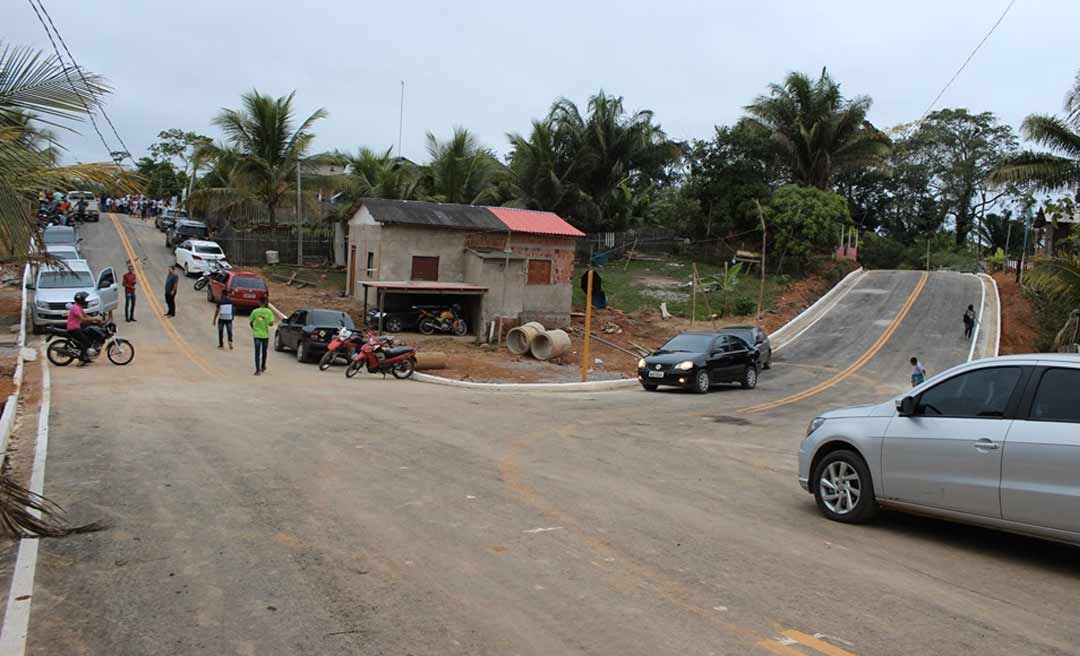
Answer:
[
  {"left": 992, "top": 272, "right": 1040, "bottom": 354},
  {"left": 265, "top": 269, "right": 841, "bottom": 383}
]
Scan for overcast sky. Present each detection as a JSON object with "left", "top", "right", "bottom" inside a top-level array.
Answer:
[{"left": 9, "top": 0, "right": 1080, "bottom": 165}]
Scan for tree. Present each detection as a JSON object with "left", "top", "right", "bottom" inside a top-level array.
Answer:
[
  {"left": 148, "top": 128, "right": 211, "bottom": 210},
  {"left": 744, "top": 68, "right": 890, "bottom": 190},
  {"left": 208, "top": 90, "right": 327, "bottom": 227},
  {"left": 341, "top": 146, "right": 420, "bottom": 201},
  {"left": 765, "top": 184, "right": 851, "bottom": 272},
  {"left": 506, "top": 119, "right": 583, "bottom": 218},
  {"left": 420, "top": 128, "right": 503, "bottom": 205},
  {"left": 135, "top": 157, "right": 185, "bottom": 199}
]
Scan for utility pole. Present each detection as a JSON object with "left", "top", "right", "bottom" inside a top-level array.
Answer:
[
  {"left": 755, "top": 200, "right": 766, "bottom": 319},
  {"left": 296, "top": 158, "right": 303, "bottom": 266},
  {"left": 397, "top": 80, "right": 405, "bottom": 158},
  {"left": 581, "top": 270, "right": 594, "bottom": 382}
]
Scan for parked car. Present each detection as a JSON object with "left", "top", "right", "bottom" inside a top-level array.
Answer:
[
  {"left": 719, "top": 326, "right": 772, "bottom": 369},
  {"left": 45, "top": 244, "right": 81, "bottom": 262},
  {"left": 206, "top": 270, "right": 268, "bottom": 311},
  {"left": 798, "top": 354, "right": 1080, "bottom": 545},
  {"left": 155, "top": 208, "right": 188, "bottom": 232},
  {"left": 42, "top": 225, "right": 80, "bottom": 251},
  {"left": 638, "top": 331, "right": 760, "bottom": 393},
  {"left": 30, "top": 260, "right": 119, "bottom": 333},
  {"left": 174, "top": 239, "right": 227, "bottom": 275},
  {"left": 274, "top": 308, "right": 356, "bottom": 363},
  {"left": 366, "top": 308, "right": 419, "bottom": 333},
  {"left": 66, "top": 191, "right": 99, "bottom": 221},
  {"left": 166, "top": 219, "right": 209, "bottom": 248}
]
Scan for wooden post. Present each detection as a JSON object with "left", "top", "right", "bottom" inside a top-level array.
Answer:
[
  {"left": 623, "top": 236, "right": 638, "bottom": 271},
  {"left": 581, "top": 270, "right": 594, "bottom": 382},
  {"left": 756, "top": 200, "right": 766, "bottom": 320}
]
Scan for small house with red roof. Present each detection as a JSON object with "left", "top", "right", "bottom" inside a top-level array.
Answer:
[{"left": 344, "top": 199, "right": 584, "bottom": 332}]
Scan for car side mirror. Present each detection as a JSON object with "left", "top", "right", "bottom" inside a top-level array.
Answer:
[
  {"left": 897, "top": 396, "right": 916, "bottom": 416},
  {"left": 24, "top": 283, "right": 34, "bottom": 290}
]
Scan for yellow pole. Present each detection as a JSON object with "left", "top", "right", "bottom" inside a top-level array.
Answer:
[{"left": 582, "top": 269, "right": 594, "bottom": 382}]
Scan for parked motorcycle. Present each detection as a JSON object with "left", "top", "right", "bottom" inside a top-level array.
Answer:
[
  {"left": 416, "top": 304, "right": 467, "bottom": 336},
  {"left": 193, "top": 260, "right": 232, "bottom": 291},
  {"left": 45, "top": 322, "right": 135, "bottom": 366},
  {"left": 318, "top": 327, "right": 394, "bottom": 370},
  {"left": 344, "top": 332, "right": 417, "bottom": 379}
]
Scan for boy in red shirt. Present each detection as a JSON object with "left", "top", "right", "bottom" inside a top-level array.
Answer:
[{"left": 122, "top": 261, "right": 138, "bottom": 322}]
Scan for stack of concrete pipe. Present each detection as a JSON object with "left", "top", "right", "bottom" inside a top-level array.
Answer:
[{"left": 506, "top": 322, "right": 572, "bottom": 361}]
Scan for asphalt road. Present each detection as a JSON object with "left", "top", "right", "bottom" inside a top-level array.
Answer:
[{"left": 17, "top": 214, "right": 1079, "bottom": 656}]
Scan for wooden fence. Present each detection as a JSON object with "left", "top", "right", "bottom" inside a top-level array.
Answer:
[{"left": 214, "top": 233, "right": 335, "bottom": 266}]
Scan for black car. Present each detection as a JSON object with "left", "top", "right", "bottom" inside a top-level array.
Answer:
[
  {"left": 366, "top": 308, "right": 419, "bottom": 333},
  {"left": 166, "top": 220, "right": 209, "bottom": 248},
  {"left": 274, "top": 308, "right": 355, "bottom": 363},
  {"left": 719, "top": 325, "right": 772, "bottom": 369},
  {"left": 638, "top": 331, "right": 760, "bottom": 393}
]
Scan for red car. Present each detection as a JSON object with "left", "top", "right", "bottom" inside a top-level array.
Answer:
[{"left": 206, "top": 270, "right": 269, "bottom": 310}]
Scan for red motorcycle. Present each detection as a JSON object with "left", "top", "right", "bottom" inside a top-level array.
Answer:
[
  {"left": 344, "top": 332, "right": 417, "bottom": 379},
  {"left": 318, "top": 327, "right": 394, "bottom": 371}
]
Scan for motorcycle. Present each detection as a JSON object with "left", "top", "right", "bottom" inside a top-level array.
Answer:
[
  {"left": 193, "top": 260, "right": 232, "bottom": 291},
  {"left": 344, "top": 332, "right": 417, "bottom": 379},
  {"left": 318, "top": 327, "right": 394, "bottom": 370},
  {"left": 45, "top": 322, "right": 135, "bottom": 367},
  {"left": 416, "top": 304, "right": 468, "bottom": 336}
]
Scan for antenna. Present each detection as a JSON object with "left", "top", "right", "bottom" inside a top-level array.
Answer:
[{"left": 397, "top": 80, "right": 405, "bottom": 158}]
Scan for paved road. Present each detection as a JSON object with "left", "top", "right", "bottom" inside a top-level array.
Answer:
[{"left": 17, "top": 215, "right": 1078, "bottom": 656}]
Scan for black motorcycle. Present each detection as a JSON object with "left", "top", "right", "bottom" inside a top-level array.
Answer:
[
  {"left": 193, "top": 260, "right": 231, "bottom": 291},
  {"left": 45, "top": 322, "right": 135, "bottom": 366}
]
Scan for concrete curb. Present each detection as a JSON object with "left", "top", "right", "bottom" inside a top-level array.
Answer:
[
  {"left": 0, "top": 264, "right": 30, "bottom": 461},
  {"left": 411, "top": 371, "right": 639, "bottom": 393},
  {"left": 981, "top": 272, "right": 1002, "bottom": 357}
]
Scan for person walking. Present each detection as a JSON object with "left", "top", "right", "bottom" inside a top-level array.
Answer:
[
  {"left": 910, "top": 356, "right": 927, "bottom": 387},
  {"left": 212, "top": 290, "right": 234, "bottom": 350},
  {"left": 249, "top": 297, "right": 275, "bottom": 375},
  {"left": 164, "top": 265, "right": 179, "bottom": 317},
  {"left": 963, "top": 304, "right": 978, "bottom": 339},
  {"left": 122, "top": 261, "right": 137, "bottom": 322}
]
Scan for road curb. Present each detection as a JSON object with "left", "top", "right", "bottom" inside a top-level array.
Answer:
[
  {"left": 980, "top": 272, "right": 1002, "bottom": 357},
  {"left": 411, "top": 371, "right": 639, "bottom": 393},
  {"left": 769, "top": 266, "right": 864, "bottom": 342},
  {"left": 0, "top": 264, "right": 31, "bottom": 461}
]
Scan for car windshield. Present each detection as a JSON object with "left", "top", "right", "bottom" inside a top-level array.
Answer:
[
  {"left": 166, "top": 210, "right": 187, "bottom": 219},
  {"left": 194, "top": 245, "right": 223, "bottom": 256},
  {"left": 43, "top": 230, "right": 75, "bottom": 244},
  {"left": 49, "top": 250, "right": 79, "bottom": 261},
  {"left": 231, "top": 277, "right": 266, "bottom": 290},
  {"left": 38, "top": 270, "right": 93, "bottom": 289},
  {"left": 181, "top": 227, "right": 208, "bottom": 238},
  {"left": 723, "top": 329, "right": 755, "bottom": 343},
  {"left": 657, "top": 334, "right": 713, "bottom": 353},
  {"left": 308, "top": 310, "right": 354, "bottom": 328}
]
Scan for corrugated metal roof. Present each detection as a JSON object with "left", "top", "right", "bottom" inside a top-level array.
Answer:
[
  {"left": 362, "top": 198, "right": 505, "bottom": 231},
  {"left": 487, "top": 207, "right": 584, "bottom": 238}
]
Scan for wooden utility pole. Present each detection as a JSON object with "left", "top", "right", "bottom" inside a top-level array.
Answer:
[
  {"left": 581, "top": 270, "right": 594, "bottom": 382},
  {"left": 690, "top": 264, "right": 698, "bottom": 326},
  {"left": 755, "top": 200, "right": 766, "bottom": 319}
]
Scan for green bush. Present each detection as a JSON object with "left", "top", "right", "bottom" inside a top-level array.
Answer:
[
  {"left": 730, "top": 295, "right": 758, "bottom": 316},
  {"left": 859, "top": 233, "right": 905, "bottom": 269}
]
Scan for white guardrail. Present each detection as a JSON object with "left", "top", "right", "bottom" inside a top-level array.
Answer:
[{"left": 0, "top": 264, "right": 31, "bottom": 459}]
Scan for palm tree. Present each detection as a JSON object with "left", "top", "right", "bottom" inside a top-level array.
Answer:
[
  {"left": 505, "top": 119, "right": 582, "bottom": 216},
  {"left": 744, "top": 68, "right": 890, "bottom": 189},
  {"left": 345, "top": 146, "right": 420, "bottom": 200},
  {"left": 421, "top": 127, "right": 503, "bottom": 205},
  {"left": 991, "top": 73, "right": 1080, "bottom": 192},
  {"left": 209, "top": 90, "right": 327, "bottom": 227}
]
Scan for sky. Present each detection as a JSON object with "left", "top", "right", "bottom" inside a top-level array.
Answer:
[{"left": 8, "top": 0, "right": 1080, "bottom": 166}]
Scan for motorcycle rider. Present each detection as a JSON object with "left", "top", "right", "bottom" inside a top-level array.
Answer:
[{"left": 67, "top": 291, "right": 101, "bottom": 366}]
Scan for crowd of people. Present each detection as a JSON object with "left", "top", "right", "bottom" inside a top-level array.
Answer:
[{"left": 100, "top": 194, "right": 177, "bottom": 220}]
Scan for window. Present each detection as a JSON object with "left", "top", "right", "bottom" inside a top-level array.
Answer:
[
  {"left": 1029, "top": 368, "right": 1080, "bottom": 422},
  {"left": 917, "top": 367, "right": 1021, "bottom": 418},
  {"left": 659, "top": 334, "right": 713, "bottom": 353},
  {"left": 195, "top": 245, "right": 223, "bottom": 256},
  {"left": 366, "top": 252, "right": 375, "bottom": 275},
  {"left": 411, "top": 256, "right": 439, "bottom": 281},
  {"left": 231, "top": 277, "right": 266, "bottom": 290},
  {"left": 98, "top": 269, "right": 115, "bottom": 288},
  {"left": 37, "top": 271, "right": 93, "bottom": 289},
  {"left": 527, "top": 259, "right": 552, "bottom": 285}
]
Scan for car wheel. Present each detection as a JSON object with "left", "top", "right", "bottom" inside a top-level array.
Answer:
[
  {"left": 296, "top": 341, "right": 307, "bottom": 363},
  {"left": 641, "top": 383, "right": 658, "bottom": 392},
  {"left": 812, "top": 450, "right": 879, "bottom": 524},
  {"left": 741, "top": 366, "right": 758, "bottom": 389},
  {"left": 274, "top": 331, "right": 285, "bottom": 352},
  {"left": 693, "top": 369, "right": 710, "bottom": 394}
]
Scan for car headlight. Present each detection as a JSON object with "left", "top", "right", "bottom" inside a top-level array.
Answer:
[
  {"left": 637, "top": 358, "right": 646, "bottom": 369},
  {"left": 806, "top": 417, "right": 826, "bottom": 437},
  {"left": 674, "top": 360, "right": 694, "bottom": 371}
]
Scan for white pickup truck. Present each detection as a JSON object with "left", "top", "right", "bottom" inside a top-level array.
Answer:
[{"left": 66, "top": 191, "right": 100, "bottom": 222}]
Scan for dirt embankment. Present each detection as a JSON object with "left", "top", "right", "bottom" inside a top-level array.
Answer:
[{"left": 991, "top": 272, "right": 1039, "bottom": 355}]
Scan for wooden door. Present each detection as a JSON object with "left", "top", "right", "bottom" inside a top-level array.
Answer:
[{"left": 411, "top": 256, "right": 439, "bottom": 281}]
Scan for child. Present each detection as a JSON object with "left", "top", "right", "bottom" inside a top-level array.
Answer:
[{"left": 910, "top": 356, "right": 927, "bottom": 387}]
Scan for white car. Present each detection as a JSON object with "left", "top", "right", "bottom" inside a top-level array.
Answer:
[
  {"left": 30, "top": 260, "right": 119, "bottom": 332},
  {"left": 66, "top": 191, "right": 99, "bottom": 221},
  {"left": 174, "top": 239, "right": 227, "bottom": 274}
]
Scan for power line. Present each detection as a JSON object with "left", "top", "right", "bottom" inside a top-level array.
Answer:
[{"left": 920, "top": 0, "right": 1017, "bottom": 122}]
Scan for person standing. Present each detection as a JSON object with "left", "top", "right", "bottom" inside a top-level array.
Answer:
[
  {"left": 164, "top": 265, "right": 179, "bottom": 317},
  {"left": 963, "top": 304, "right": 978, "bottom": 339},
  {"left": 910, "top": 356, "right": 927, "bottom": 387},
  {"left": 249, "top": 297, "right": 275, "bottom": 375},
  {"left": 122, "top": 262, "right": 137, "bottom": 322},
  {"left": 211, "top": 290, "right": 234, "bottom": 350}
]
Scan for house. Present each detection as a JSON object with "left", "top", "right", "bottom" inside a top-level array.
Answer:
[
  {"left": 1035, "top": 206, "right": 1079, "bottom": 256},
  {"left": 344, "top": 199, "right": 584, "bottom": 333}
]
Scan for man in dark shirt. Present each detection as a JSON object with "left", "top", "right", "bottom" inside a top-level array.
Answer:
[
  {"left": 122, "top": 261, "right": 137, "bottom": 322},
  {"left": 164, "top": 265, "right": 179, "bottom": 317}
]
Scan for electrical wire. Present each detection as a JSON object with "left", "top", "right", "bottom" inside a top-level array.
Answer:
[{"left": 919, "top": 0, "right": 1017, "bottom": 121}]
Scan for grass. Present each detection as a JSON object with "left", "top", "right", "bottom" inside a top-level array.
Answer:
[
  {"left": 258, "top": 264, "right": 345, "bottom": 290},
  {"left": 572, "top": 257, "right": 789, "bottom": 321}
]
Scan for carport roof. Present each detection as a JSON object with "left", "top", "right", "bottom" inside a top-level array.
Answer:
[{"left": 360, "top": 281, "right": 488, "bottom": 295}]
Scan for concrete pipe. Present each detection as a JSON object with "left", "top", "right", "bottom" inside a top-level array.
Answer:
[
  {"left": 507, "top": 322, "right": 545, "bottom": 355},
  {"left": 531, "top": 329, "right": 571, "bottom": 361}
]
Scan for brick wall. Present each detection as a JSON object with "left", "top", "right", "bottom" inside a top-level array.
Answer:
[{"left": 464, "top": 233, "right": 577, "bottom": 284}]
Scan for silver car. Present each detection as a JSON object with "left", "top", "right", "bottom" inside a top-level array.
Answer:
[
  {"left": 30, "top": 260, "right": 120, "bottom": 332},
  {"left": 799, "top": 355, "right": 1080, "bottom": 546}
]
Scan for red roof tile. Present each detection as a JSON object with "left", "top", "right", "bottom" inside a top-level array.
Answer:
[{"left": 487, "top": 207, "right": 585, "bottom": 238}]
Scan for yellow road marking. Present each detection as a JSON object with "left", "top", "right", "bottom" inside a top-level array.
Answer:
[
  {"left": 757, "top": 639, "right": 808, "bottom": 655},
  {"left": 782, "top": 630, "right": 857, "bottom": 656},
  {"left": 740, "top": 271, "right": 928, "bottom": 414},
  {"left": 108, "top": 214, "right": 223, "bottom": 378}
]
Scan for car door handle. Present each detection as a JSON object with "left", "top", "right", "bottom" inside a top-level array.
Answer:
[{"left": 973, "top": 439, "right": 999, "bottom": 450}]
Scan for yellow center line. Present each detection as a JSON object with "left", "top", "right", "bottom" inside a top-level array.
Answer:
[
  {"left": 108, "top": 214, "right": 223, "bottom": 378},
  {"left": 781, "top": 631, "right": 857, "bottom": 656},
  {"left": 740, "top": 271, "right": 928, "bottom": 414}
]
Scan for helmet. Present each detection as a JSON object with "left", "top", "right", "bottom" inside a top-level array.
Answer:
[{"left": 73, "top": 291, "right": 89, "bottom": 307}]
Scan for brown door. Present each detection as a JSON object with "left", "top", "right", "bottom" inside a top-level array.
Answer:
[
  {"left": 411, "top": 256, "right": 439, "bottom": 281},
  {"left": 347, "top": 245, "right": 357, "bottom": 295}
]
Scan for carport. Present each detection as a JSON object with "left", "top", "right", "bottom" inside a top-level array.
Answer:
[{"left": 361, "top": 281, "right": 488, "bottom": 333}]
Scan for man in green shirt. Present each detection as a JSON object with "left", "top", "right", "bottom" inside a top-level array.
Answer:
[{"left": 249, "top": 297, "right": 275, "bottom": 375}]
